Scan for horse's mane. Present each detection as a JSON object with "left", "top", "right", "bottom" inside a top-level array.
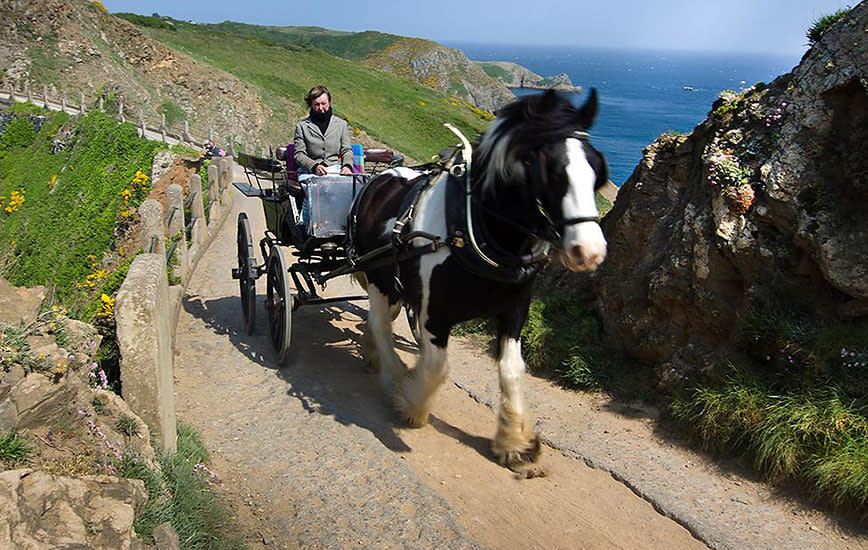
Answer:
[{"left": 475, "top": 91, "right": 589, "bottom": 193}]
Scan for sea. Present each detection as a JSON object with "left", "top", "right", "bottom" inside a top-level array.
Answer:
[{"left": 445, "top": 42, "right": 802, "bottom": 186}]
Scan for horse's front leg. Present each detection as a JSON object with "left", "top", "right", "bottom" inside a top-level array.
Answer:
[{"left": 492, "top": 296, "right": 541, "bottom": 467}]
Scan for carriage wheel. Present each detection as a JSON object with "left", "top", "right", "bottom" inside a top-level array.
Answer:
[
  {"left": 266, "top": 245, "right": 293, "bottom": 364},
  {"left": 405, "top": 305, "right": 423, "bottom": 345},
  {"left": 236, "top": 213, "right": 256, "bottom": 335}
]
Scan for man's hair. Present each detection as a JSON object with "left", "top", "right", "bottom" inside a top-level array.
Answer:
[{"left": 305, "top": 85, "right": 331, "bottom": 107}]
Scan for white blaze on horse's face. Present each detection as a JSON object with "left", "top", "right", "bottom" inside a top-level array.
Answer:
[{"left": 561, "top": 137, "right": 607, "bottom": 271}]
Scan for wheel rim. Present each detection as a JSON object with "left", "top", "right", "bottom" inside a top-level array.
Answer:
[
  {"left": 406, "top": 306, "right": 423, "bottom": 345},
  {"left": 266, "top": 246, "right": 293, "bottom": 363},
  {"left": 237, "top": 213, "right": 256, "bottom": 335}
]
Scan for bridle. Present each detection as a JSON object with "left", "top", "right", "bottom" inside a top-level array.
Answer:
[
  {"left": 445, "top": 124, "right": 602, "bottom": 271},
  {"left": 532, "top": 131, "right": 602, "bottom": 240}
]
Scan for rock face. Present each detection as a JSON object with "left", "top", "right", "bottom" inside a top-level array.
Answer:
[
  {"left": 595, "top": 5, "right": 867, "bottom": 382},
  {"left": 365, "top": 38, "right": 516, "bottom": 112},
  {"left": 0, "top": 0, "right": 272, "bottom": 150},
  {"left": 478, "top": 61, "right": 582, "bottom": 92},
  {"left": 0, "top": 469, "right": 147, "bottom": 549}
]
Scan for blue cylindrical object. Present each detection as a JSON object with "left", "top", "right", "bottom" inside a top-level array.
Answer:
[{"left": 351, "top": 144, "right": 364, "bottom": 173}]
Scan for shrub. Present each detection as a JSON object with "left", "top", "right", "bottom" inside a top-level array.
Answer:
[{"left": 0, "top": 117, "right": 36, "bottom": 150}]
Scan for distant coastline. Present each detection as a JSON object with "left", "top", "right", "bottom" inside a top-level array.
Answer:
[{"left": 508, "top": 84, "right": 582, "bottom": 93}]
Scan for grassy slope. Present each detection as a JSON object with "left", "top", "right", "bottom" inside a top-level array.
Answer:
[
  {"left": 203, "top": 22, "right": 403, "bottom": 61},
  {"left": 122, "top": 20, "right": 491, "bottom": 162},
  {"left": 0, "top": 108, "right": 162, "bottom": 317}
]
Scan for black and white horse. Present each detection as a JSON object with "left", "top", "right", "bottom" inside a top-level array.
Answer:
[{"left": 351, "top": 89, "right": 608, "bottom": 467}]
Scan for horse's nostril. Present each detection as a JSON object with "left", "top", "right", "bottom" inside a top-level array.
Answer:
[{"left": 568, "top": 245, "right": 584, "bottom": 265}]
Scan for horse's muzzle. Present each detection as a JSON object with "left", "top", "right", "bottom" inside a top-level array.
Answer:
[{"left": 561, "top": 222, "right": 607, "bottom": 272}]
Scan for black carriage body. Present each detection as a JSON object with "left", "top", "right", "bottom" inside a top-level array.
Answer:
[{"left": 231, "top": 148, "right": 415, "bottom": 363}]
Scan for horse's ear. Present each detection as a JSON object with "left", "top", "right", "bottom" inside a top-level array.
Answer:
[
  {"left": 576, "top": 88, "right": 599, "bottom": 128},
  {"left": 539, "top": 88, "right": 559, "bottom": 111}
]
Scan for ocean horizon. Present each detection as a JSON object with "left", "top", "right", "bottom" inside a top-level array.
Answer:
[{"left": 445, "top": 42, "right": 801, "bottom": 185}]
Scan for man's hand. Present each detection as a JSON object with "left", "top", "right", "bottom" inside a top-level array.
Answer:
[
  {"left": 340, "top": 166, "right": 352, "bottom": 175},
  {"left": 314, "top": 164, "right": 328, "bottom": 176}
]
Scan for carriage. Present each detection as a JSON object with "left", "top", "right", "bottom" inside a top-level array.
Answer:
[
  {"left": 230, "top": 89, "right": 609, "bottom": 469},
  {"left": 230, "top": 145, "right": 421, "bottom": 363}
]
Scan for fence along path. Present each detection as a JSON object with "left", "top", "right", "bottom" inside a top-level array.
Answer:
[
  {"left": 1, "top": 84, "right": 237, "bottom": 452},
  {"left": 0, "top": 84, "right": 234, "bottom": 152}
]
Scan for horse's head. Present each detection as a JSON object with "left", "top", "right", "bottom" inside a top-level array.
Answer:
[{"left": 477, "top": 89, "right": 608, "bottom": 272}]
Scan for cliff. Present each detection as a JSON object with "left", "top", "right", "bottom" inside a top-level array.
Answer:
[
  {"left": 364, "top": 38, "right": 517, "bottom": 112},
  {"left": 593, "top": 4, "right": 867, "bottom": 385}
]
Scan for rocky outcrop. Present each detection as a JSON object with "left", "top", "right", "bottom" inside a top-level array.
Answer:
[
  {"left": 1, "top": 276, "right": 160, "bottom": 547},
  {"left": 478, "top": 61, "right": 581, "bottom": 92},
  {"left": 0, "top": 0, "right": 272, "bottom": 150},
  {"left": 594, "top": 4, "right": 867, "bottom": 383},
  {"left": 0, "top": 469, "right": 148, "bottom": 549},
  {"left": 365, "top": 38, "right": 515, "bottom": 112}
]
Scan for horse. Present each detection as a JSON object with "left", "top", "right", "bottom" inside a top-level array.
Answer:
[{"left": 350, "top": 89, "right": 608, "bottom": 468}]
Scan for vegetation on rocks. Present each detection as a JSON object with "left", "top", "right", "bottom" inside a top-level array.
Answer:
[{"left": 807, "top": 8, "right": 851, "bottom": 45}]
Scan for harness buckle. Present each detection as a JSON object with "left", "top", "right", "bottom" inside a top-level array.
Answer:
[{"left": 450, "top": 164, "right": 466, "bottom": 179}]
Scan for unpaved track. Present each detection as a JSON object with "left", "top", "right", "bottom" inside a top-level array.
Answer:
[{"left": 173, "top": 171, "right": 867, "bottom": 549}]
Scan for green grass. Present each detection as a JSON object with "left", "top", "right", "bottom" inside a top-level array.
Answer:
[
  {"left": 807, "top": 8, "right": 851, "bottom": 45},
  {"left": 116, "top": 414, "right": 140, "bottom": 437},
  {"left": 450, "top": 289, "right": 641, "bottom": 395},
  {"left": 0, "top": 431, "right": 32, "bottom": 466},
  {"left": 123, "top": 22, "right": 492, "bottom": 162},
  {"left": 479, "top": 62, "right": 513, "bottom": 83},
  {"left": 0, "top": 108, "right": 161, "bottom": 318},
  {"left": 120, "top": 423, "right": 244, "bottom": 549},
  {"left": 669, "top": 299, "right": 868, "bottom": 515},
  {"left": 670, "top": 375, "right": 868, "bottom": 514},
  {"left": 158, "top": 100, "right": 187, "bottom": 129},
  {"left": 92, "top": 396, "right": 109, "bottom": 415}
]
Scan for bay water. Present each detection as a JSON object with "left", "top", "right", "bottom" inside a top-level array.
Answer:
[{"left": 447, "top": 42, "right": 801, "bottom": 185}]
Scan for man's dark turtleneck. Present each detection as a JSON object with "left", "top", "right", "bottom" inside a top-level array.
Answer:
[{"left": 310, "top": 107, "right": 332, "bottom": 135}]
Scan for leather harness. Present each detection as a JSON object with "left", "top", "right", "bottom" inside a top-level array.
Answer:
[{"left": 334, "top": 126, "right": 600, "bottom": 286}]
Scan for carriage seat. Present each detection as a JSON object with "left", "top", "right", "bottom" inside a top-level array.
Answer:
[{"left": 275, "top": 144, "right": 404, "bottom": 200}]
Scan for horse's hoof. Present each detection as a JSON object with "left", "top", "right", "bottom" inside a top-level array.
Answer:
[
  {"left": 405, "top": 412, "right": 429, "bottom": 428},
  {"left": 493, "top": 433, "right": 542, "bottom": 468},
  {"left": 396, "top": 399, "right": 429, "bottom": 428}
]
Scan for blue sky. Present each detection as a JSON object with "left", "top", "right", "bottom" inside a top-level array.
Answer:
[{"left": 100, "top": 0, "right": 853, "bottom": 54}]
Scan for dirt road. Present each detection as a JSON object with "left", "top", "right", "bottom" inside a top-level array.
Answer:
[{"left": 172, "top": 181, "right": 866, "bottom": 549}]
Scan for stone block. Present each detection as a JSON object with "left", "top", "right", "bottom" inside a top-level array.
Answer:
[
  {"left": 115, "top": 254, "right": 176, "bottom": 453},
  {"left": 153, "top": 522, "right": 181, "bottom": 550},
  {"left": 0, "top": 278, "right": 45, "bottom": 327},
  {"left": 139, "top": 199, "right": 164, "bottom": 254}
]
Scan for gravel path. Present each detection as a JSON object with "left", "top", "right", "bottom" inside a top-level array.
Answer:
[{"left": 171, "top": 165, "right": 867, "bottom": 549}]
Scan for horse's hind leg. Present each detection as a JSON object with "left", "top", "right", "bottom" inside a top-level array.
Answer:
[
  {"left": 395, "top": 319, "right": 448, "bottom": 428},
  {"left": 366, "top": 283, "right": 406, "bottom": 396},
  {"left": 492, "top": 305, "right": 541, "bottom": 467}
]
